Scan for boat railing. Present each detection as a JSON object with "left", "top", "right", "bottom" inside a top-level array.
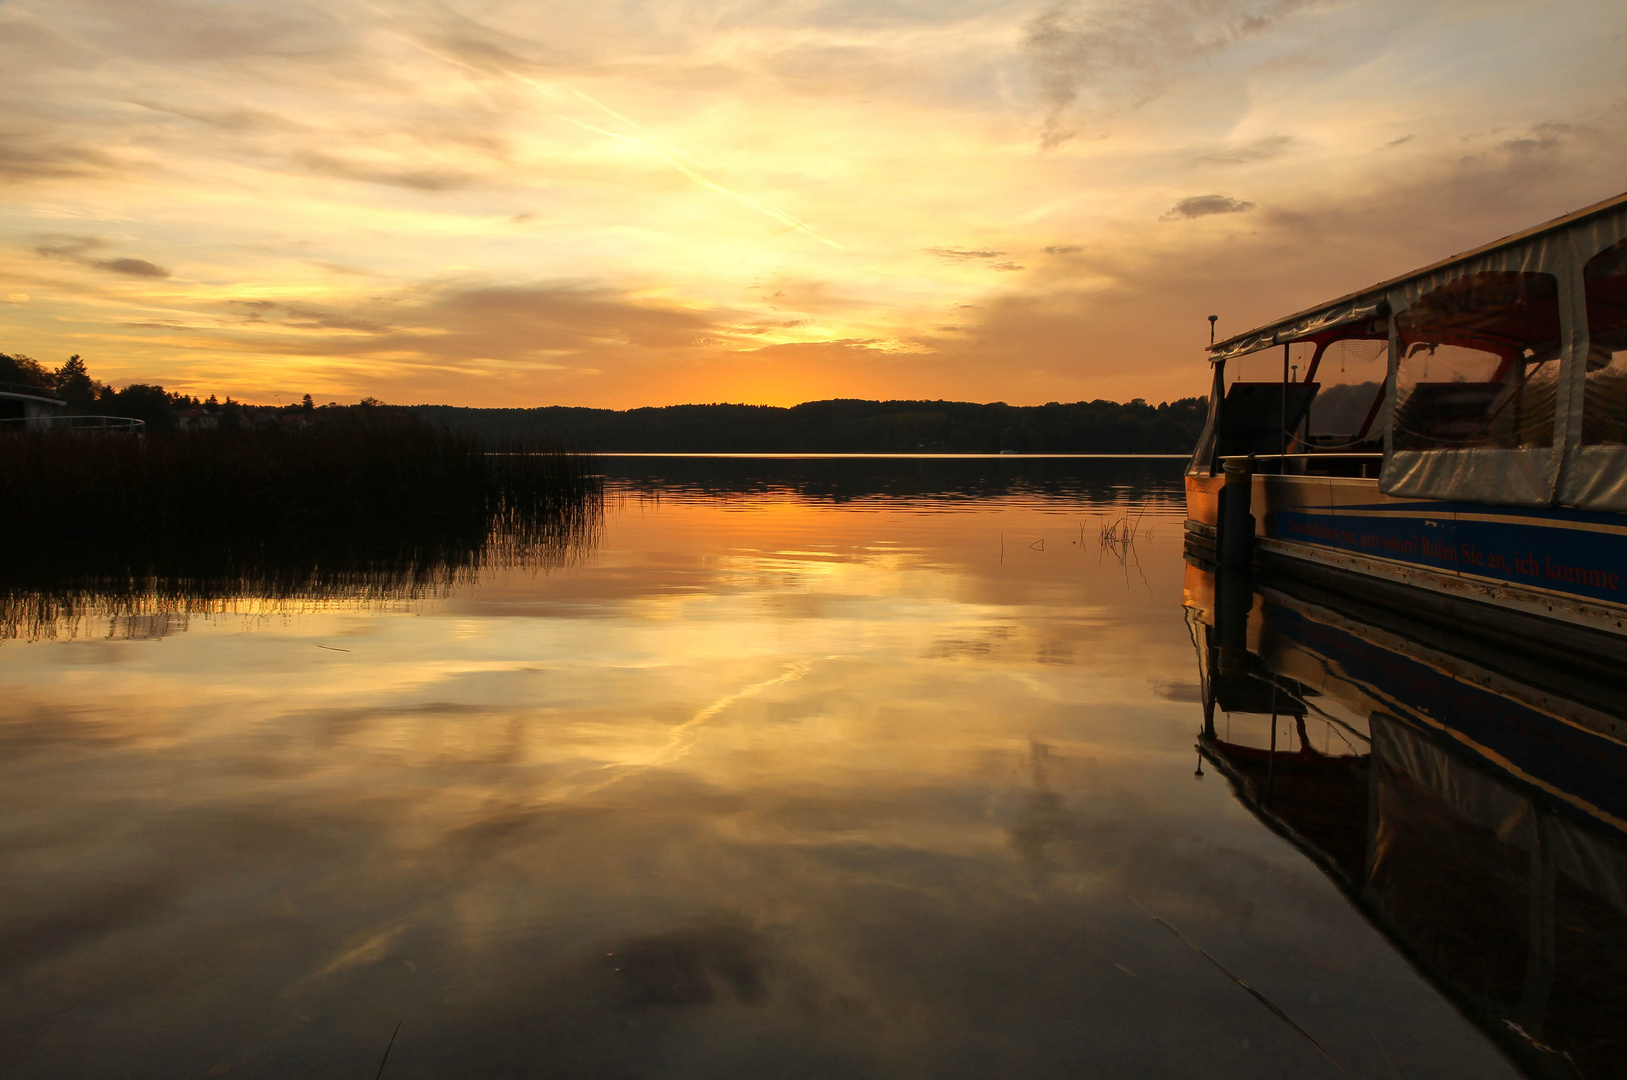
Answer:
[{"left": 0, "top": 415, "right": 146, "bottom": 435}]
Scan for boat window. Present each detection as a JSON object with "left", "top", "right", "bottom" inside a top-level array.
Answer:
[
  {"left": 1225, "top": 342, "right": 1313, "bottom": 386},
  {"left": 1393, "top": 271, "right": 1560, "bottom": 451},
  {"left": 1217, "top": 342, "right": 1317, "bottom": 457},
  {"left": 1582, "top": 238, "right": 1627, "bottom": 445},
  {"left": 1305, "top": 337, "right": 1386, "bottom": 449}
]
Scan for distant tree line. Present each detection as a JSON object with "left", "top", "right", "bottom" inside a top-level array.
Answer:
[
  {"left": 2, "top": 352, "right": 1205, "bottom": 452},
  {"left": 1, "top": 352, "right": 332, "bottom": 430},
  {"left": 412, "top": 398, "right": 1208, "bottom": 453},
  {"left": 1, "top": 355, "right": 602, "bottom": 603}
]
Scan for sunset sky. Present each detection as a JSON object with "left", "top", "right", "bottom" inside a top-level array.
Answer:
[{"left": 2, "top": 0, "right": 1625, "bottom": 408}]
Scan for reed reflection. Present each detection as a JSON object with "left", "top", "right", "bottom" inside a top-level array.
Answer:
[
  {"left": 0, "top": 416, "right": 604, "bottom": 641},
  {"left": 1186, "top": 564, "right": 1627, "bottom": 1079}
]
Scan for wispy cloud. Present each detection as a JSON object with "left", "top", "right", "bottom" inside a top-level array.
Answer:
[
  {"left": 34, "top": 236, "right": 171, "bottom": 277},
  {"left": 390, "top": 13, "right": 844, "bottom": 248},
  {"left": 213, "top": 283, "right": 732, "bottom": 369},
  {"left": 1025, "top": 0, "right": 1311, "bottom": 146},
  {"left": 294, "top": 151, "right": 474, "bottom": 192},
  {"left": 229, "top": 299, "right": 386, "bottom": 333},
  {"left": 1498, "top": 121, "right": 1590, "bottom": 156},
  {"left": 923, "top": 248, "right": 1024, "bottom": 271},
  {"left": 924, "top": 248, "right": 1004, "bottom": 260},
  {"left": 1194, "top": 135, "right": 1295, "bottom": 165},
  {"left": 0, "top": 132, "right": 124, "bottom": 185},
  {"left": 1160, "top": 195, "right": 1256, "bottom": 220}
]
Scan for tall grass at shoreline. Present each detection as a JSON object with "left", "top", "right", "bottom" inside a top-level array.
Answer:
[{"left": 0, "top": 411, "right": 602, "bottom": 638}]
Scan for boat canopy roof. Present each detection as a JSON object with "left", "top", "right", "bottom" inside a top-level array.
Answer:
[
  {"left": 0, "top": 386, "right": 67, "bottom": 406},
  {"left": 1208, "top": 189, "right": 1627, "bottom": 362}
]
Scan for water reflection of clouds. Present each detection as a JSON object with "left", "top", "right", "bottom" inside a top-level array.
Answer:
[{"left": 0, "top": 491, "right": 1519, "bottom": 1078}]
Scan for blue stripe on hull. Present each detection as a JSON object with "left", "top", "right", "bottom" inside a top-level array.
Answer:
[
  {"left": 1299, "top": 500, "right": 1627, "bottom": 527},
  {"left": 1271, "top": 605, "right": 1627, "bottom": 828},
  {"left": 1275, "top": 509, "right": 1627, "bottom": 606}
]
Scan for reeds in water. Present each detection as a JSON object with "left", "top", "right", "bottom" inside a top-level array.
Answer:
[{"left": 0, "top": 411, "right": 603, "bottom": 639}]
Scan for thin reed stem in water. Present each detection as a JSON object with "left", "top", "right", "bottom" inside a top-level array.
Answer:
[{"left": 374, "top": 1019, "right": 402, "bottom": 1080}]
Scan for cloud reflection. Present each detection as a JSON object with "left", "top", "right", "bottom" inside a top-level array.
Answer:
[{"left": 0, "top": 469, "right": 1528, "bottom": 1077}]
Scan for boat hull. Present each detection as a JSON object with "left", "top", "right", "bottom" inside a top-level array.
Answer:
[{"left": 1186, "top": 472, "right": 1627, "bottom": 640}]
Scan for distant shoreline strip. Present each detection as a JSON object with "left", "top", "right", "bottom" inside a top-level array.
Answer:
[{"left": 589, "top": 453, "right": 1192, "bottom": 460}]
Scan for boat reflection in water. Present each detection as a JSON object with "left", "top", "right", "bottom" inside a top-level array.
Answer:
[{"left": 1185, "top": 563, "right": 1627, "bottom": 1080}]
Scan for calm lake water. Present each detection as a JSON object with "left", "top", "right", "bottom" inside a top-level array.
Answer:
[{"left": 3, "top": 455, "right": 1616, "bottom": 1079}]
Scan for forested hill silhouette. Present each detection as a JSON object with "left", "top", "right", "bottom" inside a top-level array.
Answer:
[
  {"left": 0, "top": 351, "right": 1204, "bottom": 452},
  {"left": 413, "top": 397, "right": 1207, "bottom": 453}
]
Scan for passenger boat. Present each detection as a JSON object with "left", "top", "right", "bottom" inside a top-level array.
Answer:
[
  {"left": 1182, "top": 563, "right": 1627, "bottom": 1077},
  {"left": 1185, "top": 191, "right": 1627, "bottom": 658}
]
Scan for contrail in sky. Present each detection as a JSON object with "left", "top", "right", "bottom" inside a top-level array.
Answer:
[
  {"left": 524, "top": 78, "right": 841, "bottom": 248},
  {"left": 381, "top": 13, "right": 842, "bottom": 249}
]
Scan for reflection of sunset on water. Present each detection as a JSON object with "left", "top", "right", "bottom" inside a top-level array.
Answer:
[{"left": 0, "top": 463, "right": 1524, "bottom": 1078}]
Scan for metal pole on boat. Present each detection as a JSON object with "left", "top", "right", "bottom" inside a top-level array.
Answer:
[
  {"left": 1214, "top": 452, "right": 1254, "bottom": 680},
  {"left": 1281, "top": 343, "right": 1290, "bottom": 457},
  {"left": 1218, "top": 456, "right": 1254, "bottom": 571}
]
